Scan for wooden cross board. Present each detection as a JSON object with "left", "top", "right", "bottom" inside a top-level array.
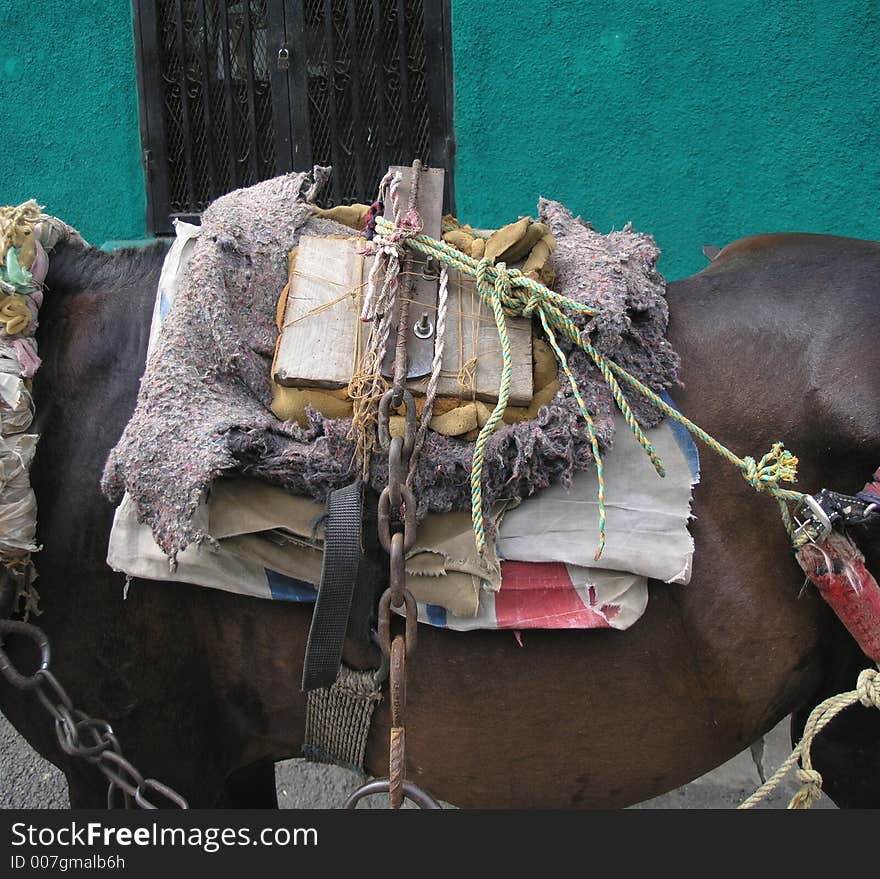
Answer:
[
  {"left": 273, "top": 165, "right": 533, "bottom": 406},
  {"left": 273, "top": 235, "right": 365, "bottom": 390}
]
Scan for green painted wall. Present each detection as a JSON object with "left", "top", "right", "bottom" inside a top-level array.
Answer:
[
  {"left": 3, "top": 2, "right": 878, "bottom": 274},
  {"left": 0, "top": 1, "right": 146, "bottom": 247},
  {"left": 451, "top": 0, "right": 880, "bottom": 280}
]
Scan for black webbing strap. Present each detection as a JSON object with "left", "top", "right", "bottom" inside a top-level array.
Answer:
[{"left": 302, "top": 481, "right": 383, "bottom": 691}]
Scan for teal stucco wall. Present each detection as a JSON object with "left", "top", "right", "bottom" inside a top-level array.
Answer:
[
  {"left": 451, "top": 0, "right": 880, "bottom": 280},
  {"left": 0, "top": 1, "right": 146, "bottom": 247},
  {"left": 3, "top": 2, "right": 878, "bottom": 273}
]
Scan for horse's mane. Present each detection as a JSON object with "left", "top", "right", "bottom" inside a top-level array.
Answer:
[{"left": 44, "top": 240, "right": 169, "bottom": 297}]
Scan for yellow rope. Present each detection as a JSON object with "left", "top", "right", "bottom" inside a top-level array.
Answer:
[
  {"left": 469, "top": 260, "right": 513, "bottom": 551},
  {"left": 738, "top": 668, "right": 880, "bottom": 809},
  {"left": 0, "top": 200, "right": 42, "bottom": 266},
  {"left": 374, "top": 216, "right": 811, "bottom": 556},
  {"left": 0, "top": 294, "right": 32, "bottom": 335}
]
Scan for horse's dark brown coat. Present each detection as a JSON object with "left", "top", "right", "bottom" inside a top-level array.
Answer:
[{"left": 1, "top": 233, "right": 878, "bottom": 808}]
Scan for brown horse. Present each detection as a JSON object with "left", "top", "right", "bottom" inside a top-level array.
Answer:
[{"left": 0, "top": 231, "right": 878, "bottom": 808}]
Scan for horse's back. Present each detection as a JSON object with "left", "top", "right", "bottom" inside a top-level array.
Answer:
[{"left": 680, "top": 232, "right": 880, "bottom": 301}]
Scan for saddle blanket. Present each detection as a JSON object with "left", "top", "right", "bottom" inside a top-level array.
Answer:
[{"left": 106, "top": 221, "right": 699, "bottom": 632}]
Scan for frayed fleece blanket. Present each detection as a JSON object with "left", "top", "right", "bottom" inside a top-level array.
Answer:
[{"left": 102, "top": 169, "right": 680, "bottom": 561}]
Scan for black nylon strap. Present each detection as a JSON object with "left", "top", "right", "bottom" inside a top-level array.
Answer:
[{"left": 302, "top": 481, "right": 382, "bottom": 691}]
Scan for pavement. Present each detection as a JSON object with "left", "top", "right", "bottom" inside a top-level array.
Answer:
[{"left": 0, "top": 709, "right": 835, "bottom": 809}]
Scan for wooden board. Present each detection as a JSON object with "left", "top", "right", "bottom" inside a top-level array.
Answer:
[
  {"left": 406, "top": 270, "right": 533, "bottom": 406},
  {"left": 274, "top": 166, "right": 533, "bottom": 404},
  {"left": 274, "top": 241, "right": 534, "bottom": 404},
  {"left": 386, "top": 165, "right": 445, "bottom": 238},
  {"left": 273, "top": 236, "right": 367, "bottom": 390}
]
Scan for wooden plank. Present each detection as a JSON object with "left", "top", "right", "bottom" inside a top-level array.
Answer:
[
  {"left": 275, "top": 241, "right": 534, "bottom": 404},
  {"left": 273, "top": 236, "right": 368, "bottom": 389},
  {"left": 275, "top": 167, "right": 533, "bottom": 405},
  {"left": 407, "top": 270, "right": 533, "bottom": 407},
  {"left": 386, "top": 165, "right": 445, "bottom": 237}
]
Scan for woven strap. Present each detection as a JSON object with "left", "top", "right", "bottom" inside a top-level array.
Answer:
[
  {"left": 302, "top": 664, "right": 383, "bottom": 771},
  {"left": 302, "top": 481, "right": 382, "bottom": 691}
]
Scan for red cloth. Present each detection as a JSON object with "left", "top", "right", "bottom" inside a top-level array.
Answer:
[{"left": 796, "top": 531, "right": 880, "bottom": 663}]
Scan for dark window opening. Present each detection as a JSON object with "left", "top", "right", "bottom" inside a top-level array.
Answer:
[{"left": 133, "top": 0, "right": 455, "bottom": 233}]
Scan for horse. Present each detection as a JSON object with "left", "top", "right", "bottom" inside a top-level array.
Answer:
[{"left": 0, "top": 229, "right": 878, "bottom": 809}]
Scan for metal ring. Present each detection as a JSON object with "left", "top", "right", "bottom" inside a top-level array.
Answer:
[
  {"left": 70, "top": 715, "right": 119, "bottom": 760},
  {"left": 377, "top": 485, "right": 417, "bottom": 553},
  {"left": 134, "top": 778, "right": 189, "bottom": 810},
  {"left": 53, "top": 705, "right": 80, "bottom": 756},
  {"left": 0, "top": 620, "right": 51, "bottom": 690},
  {"left": 388, "top": 435, "right": 404, "bottom": 509},
  {"left": 377, "top": 588, "right": 418, "bottom": 657},
  {"left": 34, "top": 670, "right": 74, "bottom": 720},
  {"left": 97, "top": 750, "right": 144, "bottom": 799},
  {"left": 343, "top": 779, "right": 441, "bottom": 810},
  {"left": 389, "top": 532, "right": 406, "bottom": 608},
  {"left": 378, "top": 390, "right": 416, "bottom": 457}
]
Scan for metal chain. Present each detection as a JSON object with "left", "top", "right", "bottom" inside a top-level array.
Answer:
[
  {"left": 379, "top": 388, "right": 419, "bottom": 809},
  {"left": 347, "top": 160, "right": 438, "bottom": 810},
  {"left": 0, "top": 618, "right": 188, "bottom": 809},
  {"left": 345, "top": 387, "right": 438, "bottom": 810}
]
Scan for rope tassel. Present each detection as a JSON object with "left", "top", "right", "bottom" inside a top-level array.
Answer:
[{"left": 741, "top": 442, "right": 799, "bottom": 492}]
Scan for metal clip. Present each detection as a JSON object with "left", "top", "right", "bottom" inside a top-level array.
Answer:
[{"left": 793, "top": 494, "right": 833, "bottom": 544}]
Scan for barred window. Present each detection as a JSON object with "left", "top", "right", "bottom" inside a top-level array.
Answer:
[{"left": 133, "top": 0, "right": 454, "bottom": 232}]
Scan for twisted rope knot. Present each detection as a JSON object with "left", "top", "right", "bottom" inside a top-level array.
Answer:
[
  {"left": 399, "top": 208, "right": 423, "bottom": 237},
  {"left": 379, "top": 208, "right": 423, "bottom": 250},
  {"left": 522, "top": 292, "right": 541, "bottom": 318},
  {"left": 475, "top": 256, "right": 494, "bottom": 304},
  {"left": 856, "top": 668, "right": 880, "bottom": 709},
  {"left": 790, "top": 767, "right": 824, "bottom": 808},
  {"left": 741, "top": 442, "right": 799, "bottom": 493},
  {"left": 493, "top": 261, "right": 511, "bottom": 298}
]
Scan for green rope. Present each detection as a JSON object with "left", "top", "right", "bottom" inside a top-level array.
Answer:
[
  {"left": 470, "top": 259, "right": 513, "bottom": 552},
  {"left": 374, "top": 216, "right": 810, "bottom": 555}
]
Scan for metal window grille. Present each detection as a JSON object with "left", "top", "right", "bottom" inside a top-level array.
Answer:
[{"left": 133, "top": 0, "right": 454, "bottom": 233}]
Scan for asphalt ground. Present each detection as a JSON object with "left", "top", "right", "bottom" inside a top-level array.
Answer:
[{"left": 0, "top": 709, "right": 835, "bottom": 809}]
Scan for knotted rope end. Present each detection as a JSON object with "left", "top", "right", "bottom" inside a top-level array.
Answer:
[
  {"left": 743, "top": 442, "right": 799, "bottom": 492},
  {"left": 788, "top": 767, "right": 823, "bottom": 809}
]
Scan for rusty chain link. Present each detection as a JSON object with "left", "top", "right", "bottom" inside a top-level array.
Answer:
[
  {"left": 0, "top": 618, "right": 188, "bottom": 809},
  {"left": 346, "top": 384, "right": 439, "bottom": 810},
  {"left": 380, "top": 387, "right": 418, "bottom": 809}
]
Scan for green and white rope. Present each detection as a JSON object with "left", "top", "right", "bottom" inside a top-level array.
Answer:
[{"left": 469, "top": 260, "right": 514, "bottom": 553}]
